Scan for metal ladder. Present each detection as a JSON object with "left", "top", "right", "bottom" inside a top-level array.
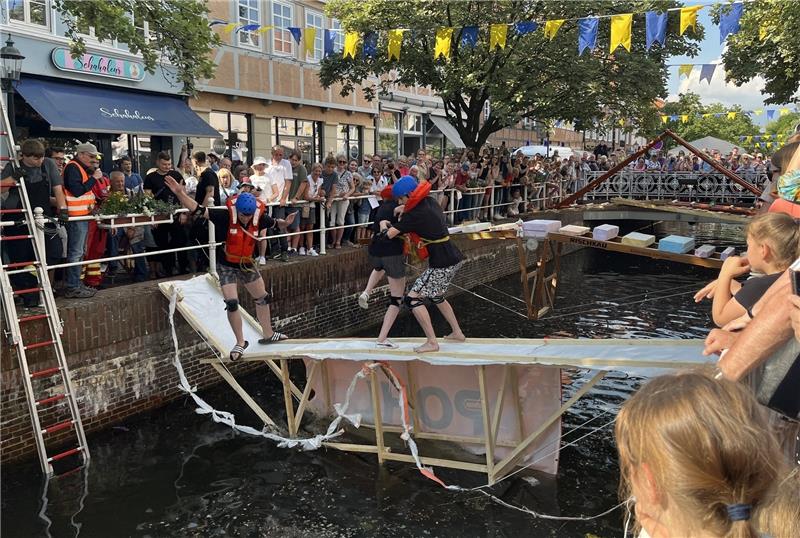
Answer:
[{"left": 0, "top": 95, "right": 89, "bottom": 476}]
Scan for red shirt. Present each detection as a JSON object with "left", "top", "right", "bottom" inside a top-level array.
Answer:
[{"left": 454, "top": 171, "right": 469, "bottom": 187}]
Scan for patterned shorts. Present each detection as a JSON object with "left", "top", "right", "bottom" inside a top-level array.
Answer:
[
  {"left": 217, "top": 262, "right": 262, "bottom": 286},
  {"left": 410, "top": 262, "right": 462, "bottom": 298}
]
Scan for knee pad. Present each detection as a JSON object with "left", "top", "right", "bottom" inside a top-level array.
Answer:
[
  {"left": 254, "top": 293, "right": 271, "bottom": 306},
  {"left": 224, "top": 298, "right": 239, "bottom": 312},
  {"left": 403, "top": 295, "right": 425, "bottom": 309},
  {"left": 429, "top": 296, "right": 445, "bottom": 305},
  {"left": 388, "top": 295, "right": 403, "bottom": 308}
]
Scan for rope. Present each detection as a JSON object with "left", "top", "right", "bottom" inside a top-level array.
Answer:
[{"left": 541, "top": 289, "right": 698, "bottom": 321}]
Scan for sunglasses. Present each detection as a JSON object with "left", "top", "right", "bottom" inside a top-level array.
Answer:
[{"left": 338, "top": 160, "right": 346, "bottom": 164}]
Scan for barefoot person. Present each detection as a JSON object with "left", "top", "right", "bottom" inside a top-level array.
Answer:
[
  {"left": 378, "top": 176, "right": 465, "bottom": 353},
  {"left": 164, "top": 175, "right": 295, "bottom": 360},
  {"left": 359, "top": 186, "right": 406, "bottom": 348}
]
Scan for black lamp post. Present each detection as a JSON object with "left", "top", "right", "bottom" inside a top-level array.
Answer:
[{"left": 0, "top": 35, "right": 25, "bottom": 137}]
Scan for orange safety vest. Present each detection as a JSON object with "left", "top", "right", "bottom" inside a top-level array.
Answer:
[
  {"left": 224, "top": 195, "right": 267, "bottom": 264},
  {"left": 63, "top": 160, "right": 96, "bottom": 216}
]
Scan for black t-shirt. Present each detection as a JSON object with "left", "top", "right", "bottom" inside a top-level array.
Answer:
[
  {"left": 734, "top": 272, "right": 782, "bottom": 311},
  {"left": 368, "top": 200, "right": 403, "bottom": 257},
  {"left": 144, "top": 170, "right": 184, "bottom": 204},
  {"left": 393, "top": 197, "right": 463, "bottom": 268},
  {"left": 208, "top": 207, "right": 276, "bottom": 267},
  {"left": 195, "top": 168, "right": 220, "bottom": 206}
]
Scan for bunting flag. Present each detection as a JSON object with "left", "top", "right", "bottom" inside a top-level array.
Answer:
[
  {"left": 461, "top": 26, "right": 479, "bottom": 48},
  {"left": 363, "top": 32, "right": 378, "bottom": 58},
  {"left": 719, "top": 2, "right": 743, "bottom": 43},
  {"left": 303, "top": 27, "right": 317, "bottom": 55},
  {"left": 610, "top": 13, "right": 633, "bottom": 53},
  {"left": 222, "top": 23, "right": 239, "bottom": 33},
  {"left": 237, "top": 24, "right": 260, "bottom": 33},
  {"left": 767, "top": 109, "right": 776, "bottom": 119},
  {"left": 256, "top": 25, "right": 274, "bottom": 34},
  {"left": 714, "top": 113, "right": 724, "bottom": 118},
  {"left": 288, "top": 27, "right": 302, "bottom": 45},
  {"left": 209, "top": 20, "right": 227, "bottom": 27},
  {"left": 753, "top": 109, "right": 763, "bottom": 116},
  {"left": 514, "top": 21, "right": 538, "bottom": 35},
  {"left": 680, "top": 115, "right": 689, "bottom": 123},
  {"left": 702, "top": 113, "right": 712, "bottom": 118},
  {"left": 680, "top": 5, "right": 702, "bottom": 35},
  {"left": 678, "top": 64, "right": 693, "bottom": 78},
  {"left": 759, "top": 25, "right": 768, "bottom": 40},
  {"left": 745, "top": 136, "right": 752, "bottom": 143},
  {"left": 780, "top": 108, "right": 791, "bottom": 116},
  {"left": 489, "top": 24, "right": 508, "bottom": 50},
  {"left": 387, "top": 29, "right": 404, "bottom": 60},
  {"left": 766, "top": 142, "right": 773, "bottom": 149},
  {"left": 543, "top": 20, "right": 564, "bottom": 40},
  {"left": 661, "top": 116, "right": 669, "bottom": 124},
  {"left": 727, "top": 111, "right": 737, "bottom": 119},
  {"left": 577, "top": 17, "right": 598, "bottom": 55},
  {"left": 434, "top": 27, "right": 454, "bottom": 59},
  {"left": 645, "top": 11, "right": 668, "bottom": 50},
  {"left": 699, "top": 64, "right": 717, "bottom": 83},
  {"left": 343, "top": 31, "right": 359, "bottom": 59},
  {"left": 324, "top": 29, "right": 336, "bottom": 57}
]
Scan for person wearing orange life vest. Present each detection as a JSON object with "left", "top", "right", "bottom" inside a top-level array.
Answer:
[
  {"left": 62, "top": 142, "right": 101, "bottom": 299},
  {"left": 377, "top": 176, "right": 466, "bottom": 353},
  {"left": 163, "top": 174, "right": 296, "bottom": 361},
  {"left": 82, "top": 166, "right": 111, "bottom": 288}
]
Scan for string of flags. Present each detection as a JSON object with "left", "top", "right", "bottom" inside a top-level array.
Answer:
[
  {"left": 208, "top": 2, "right": 747, "bottom": 60},
  {"left": 660, "top": 107, "right": 798, "bottom": 124}
]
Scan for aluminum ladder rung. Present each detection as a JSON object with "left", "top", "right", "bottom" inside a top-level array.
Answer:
[
  {"left": 36, "top": 393, "right": 67, "bottom": 406},
  {"left": 42, "top": 419, "right": 74, "bottom": 435},
  {"left": 48, "top": 446, "right": 83, "bottom": 463},
  {"left": 24, "top": 339, "right": 54, "bottom": 351}
]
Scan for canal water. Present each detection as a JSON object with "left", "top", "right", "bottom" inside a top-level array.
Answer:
[{"left": 1, "top": 221, "right": 744, "bottom": 538}]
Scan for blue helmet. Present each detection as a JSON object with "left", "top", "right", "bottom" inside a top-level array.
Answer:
[
  {"left": 392, "top": 175, "right": 417, "bottom": 198},
  {"left": 235, "top": 192, "right": 258, "bottom": 215}
]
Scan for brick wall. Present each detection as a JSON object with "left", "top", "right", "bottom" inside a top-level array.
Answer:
[{"left": 1, "top": 211, "right": 583, "bottom": 463}]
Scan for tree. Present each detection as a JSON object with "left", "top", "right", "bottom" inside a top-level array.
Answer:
[
  {"left": 54, "top": 0, "right": 220, "bottom": 94},
  {"left": 653, "top": 92, "right": 760, "bottom": 149},
  {"left": 320, "top": 0, "right": 702, "bottom": 151},
  {"left": 765, "top": 112, "right": 800, "bottom": 139},
  {"left": 716, "top": 0, "right": 800, "bottom": 105}
]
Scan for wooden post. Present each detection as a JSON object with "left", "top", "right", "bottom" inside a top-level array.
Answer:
[
  {"left": 210, "top": 363, "right": 278, "bottom": 429},
  {"left": 477, "top": 366, "right": 496, "bottom": 482},
  {"left": 293, "top": 361, "right": 319, "bottom": 434},
  {"left": 280, "top": 359, "right": 297, "bottom": 437},
  {"left": 516, "top": 236, "right": 535, "bottom": 319},
  {"left": 490, "top": 365, "right": 510, "bottom": 442},
  {"left": 369, "top": 367, "right": 386, "bottom": 464}
]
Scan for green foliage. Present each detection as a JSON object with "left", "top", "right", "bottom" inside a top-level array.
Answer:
[
  {"left": 715, "top": 0, "right": 800, "bottom": 105},
  {"left": 650, "top": 92, "right": 759, "bottom": 149},
  {"left": 99, "top": 191, "right": 178, "bottom": 216},
  {"left": 320, "top": 0, "right": 702, "bottom": 150},
  {"left": 53, "top": 0, "right": 220, "bottom": 94},
  {"left": 765, "top": 112, "right": 800, "bottom": 139}
]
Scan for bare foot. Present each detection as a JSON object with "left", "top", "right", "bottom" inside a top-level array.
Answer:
[
  {"left": 443, "top": 333, "right": 466, "bottom": 342},
  {"left": 413, "top": 342, "right": 439, "bottom": 353}
]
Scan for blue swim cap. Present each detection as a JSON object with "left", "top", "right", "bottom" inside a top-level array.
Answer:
[
  {"left": 235, "top": 192, "right": 258, "bottom": 215},
  {"left": 392, "top": 175, "right": 417, "bottom": 198}
]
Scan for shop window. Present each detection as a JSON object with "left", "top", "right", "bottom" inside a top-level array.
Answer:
[
  {"left": 379, "top": 111, "right": 397, "bottom": 131},
  {"left": 404, "top": 113, "right": 422, "bottom": 134},
  {"left": 238, "top": 0, "right": 260, "bottom": 49},
  {"left": 378, "top": 133, "right": 398, "bottom": 158},
  {"left": 272, "top": 1, "right": 293, "bottom": 56},
  {"left": 337, "top": 124, "right": 362, "bottom": 161},
  {"left": 8, "top": 0, "right": 48, "bottom": 28},
  {"left": 305, "top": 10, "right": 323, "bottom": 62},
  {"left": 274, "top": 117, "right": 321, "bottom": 164},
  {"left": 207, "top": 111, "right": 251, "bottom": 164}
]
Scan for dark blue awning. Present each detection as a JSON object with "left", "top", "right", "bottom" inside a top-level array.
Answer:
[{"left": 16, "top": 77, "right": 220, "bottom": 138}]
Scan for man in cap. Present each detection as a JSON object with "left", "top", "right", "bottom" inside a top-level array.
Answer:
[{"left": 378, "top": 176, "right": 466, "bottom": 353}]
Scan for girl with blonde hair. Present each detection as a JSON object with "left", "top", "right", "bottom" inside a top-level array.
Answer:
[{"left": 615, "top": 368, "right": 799, "bottom": 538}]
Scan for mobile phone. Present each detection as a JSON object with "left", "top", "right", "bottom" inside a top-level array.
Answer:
[{"left": 791, "top": 258, "right": 800, "bottom": 295}]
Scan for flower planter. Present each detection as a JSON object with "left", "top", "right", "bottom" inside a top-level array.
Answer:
[{"left": 97, "top": 213, "right": 174, "bottom": 230}]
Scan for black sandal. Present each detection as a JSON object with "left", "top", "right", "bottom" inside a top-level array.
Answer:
[
  {"left": 229, "top": 341, "right": 249, "bottom": 361},
  {"left": 258, "top": 332, "right": 288, "bottom": 345}
]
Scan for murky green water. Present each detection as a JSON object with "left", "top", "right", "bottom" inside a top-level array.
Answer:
[{"left": 1, "top": 221, "right": 744, "bottom": 537}]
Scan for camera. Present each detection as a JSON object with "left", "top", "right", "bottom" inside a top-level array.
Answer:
[{"left": 187, "top": 142, "right": 194, "bottom": 151}]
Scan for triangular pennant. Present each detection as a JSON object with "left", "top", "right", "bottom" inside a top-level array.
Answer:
[
  {"left": 387, "top": 29, "right": 404, "bottom": 61},
  {"left": 434, "top": 27, "right": 454, "bottom": 59},
  {"left": 577, "top": 17, "right": 598, "bottom": 55},
  {"left": 670, "top": 115, "right": 679, "bottom": 121},
  {"left": 460, "top": 26, "right": 479, "bottom": 48},
  {"left": 661, "top": 116, "right": 669, "bottom": 124},
  {"left": 754, "top": 135, "right": 761, "bottom": 141},
  {"left": 753, "top": 109, "right": 763, "bottom": 116},
  {"left": 680, "top": 115, "right": 689, "bottom": 123},
  {"left": 766, "top": 141, "right": 773, "bottom": 148},
  {"left": 702, "top": 113, "right": 712, "bottom": 118},
  {"left": 544, "top": 20, "right": 564, "bottom": 40},
  {"left": 288, "top": 27, "right": 302, "bottom": 44},
  {"left": 222, "top": 23, "right": 239, "bottom": 33},
  {"left": 745, "top": 136, "right": 752, "bottom": 143},
  {"left": 324, "top": 29, "right": 336, "bottom": 57},
  {"left": 727, "top": 111, "right": 737, "bottom": 119},
  {"left": 645, "top": 11, "right": 668, "bottom": 50},
  {"left": 767, "top": 109, "right": 776, "bottom": 119},
  {"left": 209, "top": 20, "right": 227, "bottom": 27},
  {"left": 759, "top": 25, "right": 768, "bottom": 41},
  {"left": 679, "top": 64, "right": 693, "bottom": 78},
  {"left": 699, "top": 64, "right": 717, "bottom": 83},
  {"left": 610, "top": 13, "right": 633, "bottom": 53},
  {"left": 680, "top": 5, "right": 702, "bottom": 35},
  {"left": 514, "top": 21, "right": 538, "bottom": 35},
  {"left": 780, "top": 108, "right": 791, "bottom": 116},
  {"left": 363, "top": 31, "right": 377, "bottom": 58},
  {"left": 237, "top": 24, "right": 261, "bottom": 33},
  {"left": 257, "top": 25, "right": 274, "bottom": 34},
  {"left": 714, "top": 113, "right": 724, "bottom": 118},
  {"left": 719, "top": 2, "right": 743, "bottom": 44},
  {"left": 303, "top": 27, "right": 317, "bottom": 55},
  {"left": 343, "top": 31, "right": 359, "bottom": 59},
  {"left": 489, "top": 24, "right": 508, "bottom": 50}
]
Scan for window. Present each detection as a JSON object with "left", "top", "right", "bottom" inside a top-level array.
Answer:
[
  {"left": 337, "top": 125, "right": 362, "bottom": 161},
  {"left": 272, "top": 1, "right": 293, "bottom": 56},
  {"left": 274, "top": 117, "right": 322, "bottom": 164},
  {"left": 483, "top": 100, "right": 491, "bottom": 122},
  {"left": 404, "top": 113, "right": 422, "bottom": 134},
  {"left": 305, "top": 10, "right": 323, "bottom": 62},
  {"left": 380, "top": 111, "right": 398, "bottom": 131},
  {"left": 208, "top": 111, "right": 252, "bottom": 164},
  {"left": 8, "top": 0, "right": 48, "bottom": 27},
  {"left": 330, "top": 18, "right": 343, "bottom": 52},
  {"left": 522, "top": 117, "right": 534, "bottom": 130},
  {"left": 237, "top": 0, "right": 260, "bottom": 48}
]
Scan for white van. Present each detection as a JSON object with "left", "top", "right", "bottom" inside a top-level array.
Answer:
[{"left": 513, "top": 145, "right": 579, "bottom": 160}]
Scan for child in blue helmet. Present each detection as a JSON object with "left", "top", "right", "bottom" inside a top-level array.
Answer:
[
  {"left": 164, "top": 175, "right": 296, "bottom": 361},
  {"left": 377, "top": 176, "right": 465, "bottom": 353}
]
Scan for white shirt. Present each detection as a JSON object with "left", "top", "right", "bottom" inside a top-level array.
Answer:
[
  {"left": 266, "top": 158, "right": 292, "bottom": 201},
  {"left": 249, "top": 172, "right": 271, "bottom": 203},
  {"left": 372, "top": 175, "right": 389, "bottom": 193},
  {"left": 307, "top": 174, "right": 324, "bottom": 207}
]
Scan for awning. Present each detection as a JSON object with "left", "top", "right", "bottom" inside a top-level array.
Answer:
[
  {"left": 16, "top": 77, "right": 220, "bottom": 138},
  {"left": 428, "top": 115, "right": 466, "bottom": 148}
]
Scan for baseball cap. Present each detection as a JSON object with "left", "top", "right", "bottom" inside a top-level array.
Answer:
[
  {"left": 75, "top": 142, "right": 99, "bottom": 156},
  {"left": 252, "top": 156, "right": 268, "bottom": 166}
]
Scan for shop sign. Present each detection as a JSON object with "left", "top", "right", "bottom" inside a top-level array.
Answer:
[{"left": 51, "top": 48, "right": 145, "bottom": 82}]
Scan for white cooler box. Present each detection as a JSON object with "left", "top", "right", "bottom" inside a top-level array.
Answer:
[{"left": 522, "top": 219, "right": 561, "bottom": 238}]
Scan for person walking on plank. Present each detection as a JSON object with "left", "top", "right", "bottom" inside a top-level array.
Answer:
[
  {"left": 358, "top": 186, "right": 406, "bottom": 349},
  {"left": 377, "top": 176, "right": 465, "bottom": 353},
  {"left": 164, "top": 175, "right": 295, "bottom": 360}
]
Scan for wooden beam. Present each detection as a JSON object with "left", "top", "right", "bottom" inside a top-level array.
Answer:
[
  {"left": 293, "top": 361, "right": 319, "bottom": 434},
  {"left": 405, "top": 362, "right": 422, "bottom": 433},
  {"left": 210, "top": 362, "right": 278, "bottom": 429},
  {"left": 360, "top": 423, "right": 521, "bottom": 448},
  {"left": 369, "top": 368, "right": 386, "bottom": 464},
  {"left": 491, "top": 365, "right": 510, "bottom": 443},
  {"left": 477, "top": 366, "right": 496, "bottom": 482},
  {"left": 381, "top": 452, "right": 488, "bottom": 474},
  {"left": 280, "top": 359, "right": 297, "bottom": 437},
  {"left": 516, "top": 236, "right": 535, "bottom": 319}
]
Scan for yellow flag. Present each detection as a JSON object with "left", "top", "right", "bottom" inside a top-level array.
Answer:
[
  {"left": 610, "top": 14, "right": 633, "bottom": 53},
  {"left": 680, "top": 6, "right": 702, "bottom": 35},
  {"left": 759, "top": 26, "right": 768, "bottom": 41},
  {"left": 702, "top": 113, "right": 711, "bottom": 118},
  {"left": 727, "top": 112, "right": 737, "bottom": 119},
  {"left": 780, "top": 108, "right": 790, "bottom": 116},
  {"left": 618, "top": 118, "right": 625, "bottom": 126},
  {"left": 489, "top": 24, "right": 508, "bottom": 50},
  {"left": 678, "top": 64, "right": 693, "bottom": 78},
  {"left": 661, "top": 116, "right": 669, "bottom": 124},
  {"left": 544, "top": 20, "right": 564, "bottom": 40},
  {"left": 387, "top": 29, "right": 404, "bottom": 61},
  {"left": 680, "top": 114, "right": 689, "bottom": 123},
  {"left": 434, "top": 27, "right": 454, "bottom": 59},
  {"left": 303, "top": 27, "right": 317, "bottom": 56},
  {"left": 222, "top": 23, "right": 239, "bottom": 34},
  {"left": 343, "top": 31, "right": 359, "bottom": 59},
  {"left": 753, "top": 108, "right": 763, "bottom": 116},
  {"left": 766, "top": 141, "right": 773, "bottom": 149},
  {"left": 257, "top": 25, "right": 274, "bottom": 34},
  {"left": 745, "top": 136, "right": 752, "bottom": 143}
]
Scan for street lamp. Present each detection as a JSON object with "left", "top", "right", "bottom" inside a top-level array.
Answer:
[{"left": 0, "top": 35, "right": 25, "bottom": 137}]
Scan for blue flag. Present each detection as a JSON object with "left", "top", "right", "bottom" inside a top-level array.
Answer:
[
  {"left": 461, "top": 26, "right": 479, "bottom": 48},
  {"left": 363, "top": 31, "right": 377, "bottom": 58},
  {"left": 514, "top": 21, "right": 538, "bottom": 35},
  {"left": 669, "top": 115, "right": 678, "bottom": 121},
  {"left": 645, "top": 11, "right": 668, "bottom": 50},
  {"left": 699, "top": 64, "right": 717, "bottom": 83},
  {"left": 237, "top": 23, "right": 261, "bottom": 33},
  {"left": 767, "top": 109, "right": 776, "bottom": 119},
  {"left": 719, "top": 2, "right": 743, "bottom": 44},
  {"left": 288, "top": 27, "right": 302, "bottom": 44},
  {"left": 323, "top": 29, "right": 336, "bottom": 57},
  {"left": 577, "top": 18, "right": 598, "bottom": 55}
]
